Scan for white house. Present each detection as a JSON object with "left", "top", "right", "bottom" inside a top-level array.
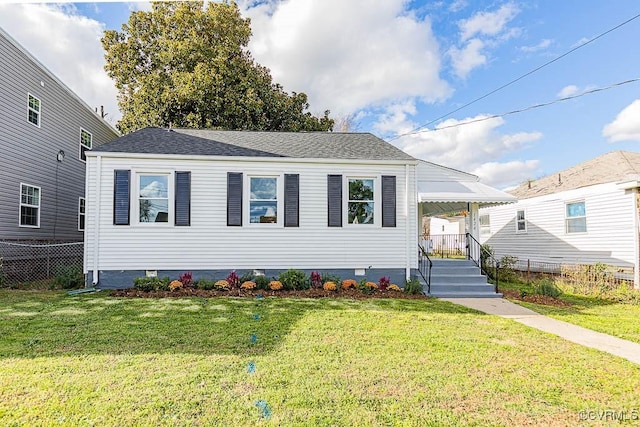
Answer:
[
  {"left": 480, "top": 151, "right": 640, "bottom": 288},
  {"left": 84, "top": 128, "right": 514, "bottom": 291}
]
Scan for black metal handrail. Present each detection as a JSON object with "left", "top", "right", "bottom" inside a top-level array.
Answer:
[
  {"left": 418, "top": 244, "right": 432, "bottom": 294},
  {"left": 465, "top": 233, "right": 499, "bottom": 293}
]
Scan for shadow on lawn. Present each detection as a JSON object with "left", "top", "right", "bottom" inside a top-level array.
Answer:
[{"left": 0, "top": 291, "right": 477, "bottom": 359}]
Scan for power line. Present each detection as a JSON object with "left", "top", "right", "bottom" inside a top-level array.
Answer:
[
  {"left": 399, "top": 78, "right": 639, "bottom": 135},
  {"left": 387, "top": 11, "right": 640, "bottom": 142}
]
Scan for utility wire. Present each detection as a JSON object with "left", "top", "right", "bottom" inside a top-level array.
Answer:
[
  {"left": 401, "top": 78, "right": 640, "bottom": 135},
  {"left": 387, "top": 11, "right": 640, "bottom": 142}
]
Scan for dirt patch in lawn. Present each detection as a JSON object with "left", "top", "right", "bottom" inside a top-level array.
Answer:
[
  {"left": 113, "top": 287, "right": 430, "bottom": 300},
  {"left": 502, "top": 289, "right": 571, "bottom": 307}
]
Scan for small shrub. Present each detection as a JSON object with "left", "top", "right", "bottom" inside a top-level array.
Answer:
[
  {"left": 278, "top": 269, "right": 309, "bottom": 290},
  {"left": 378, "top": 276, "right": 390, "bottom": 291},
  {"left": 255, "top": 275, "right": 270, "bottom": 290},
  {"left": 388, "top": 284, "right": 401, "bottom": 292},
  {"left": 53, "top": 264, "right": 84, "bottom": 289},
  {"left": 226, "top": 270, "right": 241, "bottom": 289},
  {"left": 268, "top": 280, "right": 283, "bottom": 291},
  {"left": 239, "top": 271, "right": 254, "bottom": 283},
  {"left": 214, "top": 280, "right": 230, "bottom": 290},
  {"left": 359, "top": 280, "right": 378, "bottom": 294},
  {"left": 241, "top": 281, "right": 256, "bottom": 290},
  {"left": 404, "top": 278, "right": 424, "bottom": 295},
  {"left": 195, "top": 278, "right": 215, "bottom": 290},
  {"left": 310, "top": 271, "right": 323, "bottom": 289},
  {"left": 533, "top": 278, "right": 562, "bottom": 298},
  {"left": 178, "top": 272, "right": 193, "bottom": 287},
  {"left": 321, "top": 273, "right": 341, "bottom": 286},
  {"left": 323, "top": 281, "right": 337, "bottom": 291},
  {"left": 341, "top": 279, "right": 357, "bottom": 290},
  {"left": 133, "top": 276, "right": 170, "bottom": 292},
  {"left": 169, "top": 280, "right": 183, "bottom": 291}
]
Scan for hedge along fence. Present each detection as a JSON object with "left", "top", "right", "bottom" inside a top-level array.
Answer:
[
  {"left": 502, "top": 257, "right": 636, "bottom": 293},
  {"left": 0, "top": 240, "right": 83, "bottom": 287}
]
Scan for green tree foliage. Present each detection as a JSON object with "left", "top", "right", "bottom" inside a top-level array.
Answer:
[{"left": 102, "top": 1, "right": 333, "bottom": 133}]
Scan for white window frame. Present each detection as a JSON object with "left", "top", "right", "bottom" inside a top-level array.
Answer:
[
  {"left": 27, "top": 93, "right": 41, "bottom": 127},
  {"left": 134, "top": 171, "right": 174, "bottom": 226},
  {"left": 78, "top": 197, "right": 86, "bottom": 231},
  {"left": 79, "top": 128, "right": 93, "bottom": 162},
  {"left": 246, "top": 174, "right": 283, "bottom": 226},
  {"left": 344, "top": 176, "right": 379, "bottom": 227},
  {"left": 516, "top": 209, "right": 527, "bottom": 233},
  {"left": 479, "top": 214, "right": 491, "bottom": 236},
  {"left": 19, "top": 183, "right": 41, "bottom": 228},
  {"left": 565, "top": 200, "right": 587, "bottom": 234}
]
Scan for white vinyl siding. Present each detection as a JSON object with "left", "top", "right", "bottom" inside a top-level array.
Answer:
[
  {"left": 19, "top": 183, "right": 40, "bottom": 228},
  {"left": 479, "top": 182, "right": 635, "bottom": 268},
  {"left": 27, "top": 93, "right": 40, "bottom": 127},
  {"left": 85, "top": 156, "right": 416, "bottom": 272}
]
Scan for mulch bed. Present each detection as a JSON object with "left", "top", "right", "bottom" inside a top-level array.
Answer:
[
  {"left": 113, "top": 287, "right": 430, "bottom": 300},
  {"left": 501, "top": 289, "right": 571, "bottom": 307}
]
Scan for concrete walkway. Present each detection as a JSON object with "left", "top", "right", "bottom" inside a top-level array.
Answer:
[{"left": 441, "top": 297, "right": 640, "bottom": 365}]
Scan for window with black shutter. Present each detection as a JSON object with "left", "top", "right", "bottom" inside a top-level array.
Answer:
[
  {"left": 284, "top": 174, "right": 299, "bottom": 227},
  {"left": 381, "top": 175, "right": 396, "bottom": 228},
  {"left": 227, "top": 172, "right": 243, "bottom": 226},
  {"left": 175, "top": 171, "right": 191, "bottom": 226},
  {"left": 113, "top": 170, "right": 130, "bottom": 225},
  {"left": 327, "top": 174, "right": 342, "bottom": 227}
]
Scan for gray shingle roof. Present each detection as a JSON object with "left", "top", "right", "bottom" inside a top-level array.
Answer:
[
  {"left": 510, "top": 151, "right": 640, "bottom": 199},
  {"left": 93, "top": 127, "right": 416, "bottom": 161}
]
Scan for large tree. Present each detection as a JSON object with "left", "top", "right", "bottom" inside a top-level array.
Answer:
[{"left": 102, "top": 1, "right": 333, "bottom": 133}]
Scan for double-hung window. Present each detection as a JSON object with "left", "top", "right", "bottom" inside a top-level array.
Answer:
[
  {"left": 480, "top": 214, "right": 490, "bottom": 236},
  {"left": 566, "top": 201, "right": 586, "bottom": 233},
  {"left": 249, "top": 177, "right": 278, "bottom": 224},
  {"left": 78, "top": 197, "right": 86, "bottom": 231},
  {"left": 28, "top": 93, "right": 40, "bottom": 127},
  {"left": 347, "top": 178, "right": 375, "bottom": 225},
  {"left": 19, "top": 183, "right": 40, "bottom": 228},
  {"left": 516, "top": 209, "right": 527, "bottom": 233},
  {"left": 138, "top": 174, "right": 170, "bottom": 223},
  {"left": 79, "top": 129, "right": 92, "bottom": 162}
]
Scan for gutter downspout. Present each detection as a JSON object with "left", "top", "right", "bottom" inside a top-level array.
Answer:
[
  {"left": 405, "top": 164, "right": 410, "bottom": 281},
  {"left": 92, "top": 155, "right": 102, "bottom": 285}
]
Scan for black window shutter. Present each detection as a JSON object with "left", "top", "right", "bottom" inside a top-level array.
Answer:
[
  {"left": 327, "top": 174, "right": 342, "bottom": 227},
  {"left": 113, "top": 170, "right": 130, "bottom": 225},
  {"left": 175, "top": 171, "right": 191, "bottom": 226},
  {"left": 382, "top": 175, "right": 396, "bottom": 228},
  {"left": 227, "top": 172, "right": 243, "bottom": 226},
  {"left": 284, "top": 174, "right": 299, "bottom": 227}
]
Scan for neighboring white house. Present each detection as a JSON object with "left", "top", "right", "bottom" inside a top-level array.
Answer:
[
  {"left": 84, "top": 128, "right": 515, "bottom": 289},
  {"left": 480, "top": 151, "right": 640, "bottom": 288}
]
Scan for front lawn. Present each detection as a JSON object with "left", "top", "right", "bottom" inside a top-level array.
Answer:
[{"left": 1, "top": 290, "right": 639, "bottom": 426}]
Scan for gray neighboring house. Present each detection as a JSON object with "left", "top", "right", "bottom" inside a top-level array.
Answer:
[{"left": 0, "top": 27, "right": 119, "bottom": 242}]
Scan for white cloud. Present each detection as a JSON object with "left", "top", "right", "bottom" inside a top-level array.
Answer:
[
  {"left": 388, "top": 114, "right": 542, "bottom": 188},
  {"left": 557, "top": 85, "right": 578, "bottom": 98},
  {"left": 472, "top": 160, "right": 540, "bottom": 188},
  {"left": 520, "top": 38, "right": 552, "bottom": 52},
  {"left": 448, "top": 0, "right": 468, "bottom": 13},
  {"left": 603, "top": 99, "right": 640, "bottom": 142},
  {"left": 0, "top": 3, "right": 120, "bottom": 124},
  {"left": 448, "top": 38, "right": 486, "bottom": 79},
  {"left": 458, "top": 3, "right": 519, "bottom": 42},
  {"left": 241, "top": 0, "right": 451, "bottom": 115}
]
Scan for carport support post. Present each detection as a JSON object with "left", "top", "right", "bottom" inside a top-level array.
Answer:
[{"left": 468, "top": 203, "right": 481, "bottom": 264}]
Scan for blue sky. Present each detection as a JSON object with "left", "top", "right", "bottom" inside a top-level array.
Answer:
[{"left": 1, "top": 0, "right": 639, "bottom": 188}]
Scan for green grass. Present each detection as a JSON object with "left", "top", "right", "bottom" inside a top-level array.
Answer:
[{"left": 1, "top": 290, "right": 640, "bottom": 426}]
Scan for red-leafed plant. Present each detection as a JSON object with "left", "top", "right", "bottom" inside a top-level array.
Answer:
[
  {"left": 310, "top": 271, "right": 322, "bottom": 288},
  {"left": 226, "top": 270, "right": 241, "bottom": 289},
  {"left": 179, "top": 271, "right": 193, "bottom": 287},
  {"left": 378, "top": 276, "right": 390, "bottom": 291}
]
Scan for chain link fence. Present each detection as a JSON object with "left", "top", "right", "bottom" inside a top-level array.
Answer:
[{"left": 0, "top": 240, "right": 84, "bottom": 287}]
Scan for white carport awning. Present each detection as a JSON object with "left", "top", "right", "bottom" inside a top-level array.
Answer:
[{"left": 418, "top": 180, "right": 517, "bottom": 207}]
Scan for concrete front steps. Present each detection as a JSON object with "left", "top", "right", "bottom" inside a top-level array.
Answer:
[{"left": 422, "top": 258, "right": 502, "bottom": 298}]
